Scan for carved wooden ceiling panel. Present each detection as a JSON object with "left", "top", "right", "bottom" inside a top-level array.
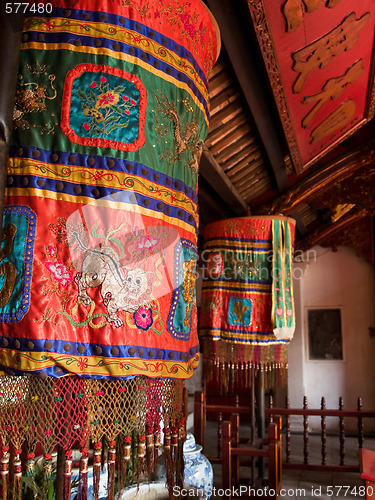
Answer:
[{"left": 199, "top": 0, "right": 375, "bottom": 265}]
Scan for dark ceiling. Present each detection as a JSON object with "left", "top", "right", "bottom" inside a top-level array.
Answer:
[{"left": 198, "top": 0, "right": 375, "bottom": 265}]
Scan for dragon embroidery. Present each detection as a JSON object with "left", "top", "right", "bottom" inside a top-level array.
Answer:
[
  {"left": 153, "top": 90, "right": 203, "bottom": 176},
  {"left": 13, "top": 62, "right": 57, "bottom": 132}
]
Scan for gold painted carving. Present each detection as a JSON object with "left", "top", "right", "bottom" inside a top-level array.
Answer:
[
  {"left": 310, "top": 99, "right": 356, "bottom": 144},
  {"left": 247, "top": 0, "right": 301, "bottom": 168},
  {"left": 253, "top": 142, "right": 375, "bottom": 215},
  {"left": 283, "top": 0, "right": 343, "bottom": 33},
  {"left": 292, "top": 12, "right": 370, "bottom": 94},
  {"left": 301, "top": 60, "right": 364, "bottom": 129},
  {"left": 331, "top": 203, "right": 355, "bottom": 222}
]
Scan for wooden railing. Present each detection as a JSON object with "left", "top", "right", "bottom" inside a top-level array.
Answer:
[
  {"left": 194, "top": 391, "right": 255, "bottom": 464},
  {"left": 222, "top": 415, "right": 283, "bottom": 499},
  {"left": 266, "top": 396, "right": 375, "bottom": 472},
  {"left": 194, "top": 391, "right": 375, "bottom": 473}
]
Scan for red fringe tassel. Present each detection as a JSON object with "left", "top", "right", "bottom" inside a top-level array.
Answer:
[
  {"left": 93, "top": 443, "right": 102, "bottom": 500},
  {"left": 1, "top": 447, "right": 10, "bottom": 500},
  {"left": 62, "top": 450, "right": 72, "bottom": 500},
  {"left": 12, "top": 450, "right": 22, "bottom": 500},
  {"left": 137, "top": 435, "right": 145, "bottom": 486},
  {"left": 107, "top": 441, "right": 116, "bottom": 500}
]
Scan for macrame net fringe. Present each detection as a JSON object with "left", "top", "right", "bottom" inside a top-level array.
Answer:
[
  {"left": 0, "top": 375, "right": 185, "bottom": 499},
  {"left": 202, "top": 338, "right": 289, "bottom": 393}
]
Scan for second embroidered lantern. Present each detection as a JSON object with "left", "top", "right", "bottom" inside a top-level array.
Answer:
[{"left": 199, "top": 216, "right": 296, "bottom": 389}]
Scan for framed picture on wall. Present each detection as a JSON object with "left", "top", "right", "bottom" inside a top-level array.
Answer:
[{"left": 306, "top": 308, "right": 344, "bottom": 361}]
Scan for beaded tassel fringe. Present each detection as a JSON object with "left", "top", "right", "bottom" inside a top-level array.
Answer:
[{"left": 0, "top": 375, "right": 186, "bottom": 500}]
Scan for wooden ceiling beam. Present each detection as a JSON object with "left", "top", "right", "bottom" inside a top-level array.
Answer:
[
  {"left": 211, "top": 125, "right": 254, "bottom": 158},
  {"left": 210, "top": 90, "right": 240, "bottom": 115},
  {"left": 214, "top": 134, "right": 257, "bottom": 164},
  {"left": 257, "top": 142, "right": 375, "bottom": 215},
  {"left": 199, "top": 147, "right": 249, "bottom": 216},
  {"left": 227, "top": 155, "right": 265, "bottom": 181},
  {"left": 206, "top": 0, "right": 289, "bottom": 193},
  {"left": 222, "top": 144, "right": 263, "bottom": 172},
  {"left": 205, "top": 113, "right": 248, "bottom": 148}
]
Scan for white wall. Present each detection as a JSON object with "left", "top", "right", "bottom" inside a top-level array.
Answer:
[{"left": 288, "top": 246, "right": 375, "bottom": 433}]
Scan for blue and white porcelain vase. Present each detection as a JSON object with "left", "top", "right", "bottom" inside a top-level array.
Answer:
[
  {"left": 183, "top": 433, "right": 213, "bottom": 498},
  {"left": 157, "top": 432, "right": 213, "bottom": 498}
]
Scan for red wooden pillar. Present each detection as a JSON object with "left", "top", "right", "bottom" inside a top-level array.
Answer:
[
  {"left": 221, "top": 420, "right": 232, "bottom": 499},
  {"left": 267, "top": 422, "right": 278, "bottom": 499},
  {"left": 230, "top": 413, "right": 240, "bottom": 486},
  {"left": 194, "top": 391, "right": 205, "bottom": 447}
]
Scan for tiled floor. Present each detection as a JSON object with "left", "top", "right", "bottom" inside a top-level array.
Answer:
[{"left": 195, "top": 418, "right": 375, "bottom": 499}]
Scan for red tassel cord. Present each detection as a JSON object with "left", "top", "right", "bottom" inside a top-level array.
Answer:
[
  {"left": 12, "top": 450, "right": 23, "bottom": 500},
  {"left": 63, "top": 450, "right": 72, "bottom": 500},
  {"left": 171, "top": 427, "right": 178, "bottom": 466},
  {"left": 119, "top": 436, "right": 131, "bottom": 492},
  {"left": 25, "top": 452, "right": 38, "bottom": 498},
  {"left": 42, "top": 454, "right": 53, "bottom": 500},
  {"left": 107, "top": 441, "right": 116, "bottom": 500},
  {"left": 176, "top": 418, "right": 186, "bottom": 488},
  {"left": 1, "top": 447, "right": 10, "bottom": 500},
  {"left": 78, "top": 448, "right": 89, "bottom": 500},
  {"left": 93, "top": 443, "right": 102, "bottom": 500},
  {"left": 163, "top": 428, "right": 174, "bottom": 497},
  {"left": 145, "top": 426, "right": 154, "bottom": 482},
  {"left": 137, "top": 435, "right": 145, "bottom": 486},
  {"left": 153, "top": 425, "right": 161, "bottom": 476}
]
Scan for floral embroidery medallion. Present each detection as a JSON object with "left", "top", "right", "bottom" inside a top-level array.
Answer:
[
  {"left": 45, "top": 262, "right": 73, "bottom": 287},
  {"left": 134, "top": 306, "right": 153, "bottom": 331},
  {"left": 61, "top": 64, "right": 146, "bottom": 151}
]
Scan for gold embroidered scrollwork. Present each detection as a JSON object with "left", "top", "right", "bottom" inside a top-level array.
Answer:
[
  {"left": 0, "top": 224, "right": 17, "bottom": 308},
  {"left": 182, "top": 258, "right": 196, "bottom": 327}
]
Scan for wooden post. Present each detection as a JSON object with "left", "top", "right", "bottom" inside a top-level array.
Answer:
[
  {"left": 339, "top": 397, "right": 345, "bottom": 466},
  {"left": 194, "top": 391, "right": 204, "bottom": 447},
  {"left": 267, "top": 422, "right": 278, "bottom": 498},
  {"left": 269, "top": 394, "right": 274, "bottom": 423},
  {"left": 256, "top": 367, "right": 265, "bottom": 477},
  {"left": 285, "top": 396, "right": 291, "bottom": 464},
  {"left": 55, "top": 446, "right": 65, "bottom": 500},
  {"left": 358, "top": 397, "right": 364, "bottom": 449},
  {"left": 183, "top": 386, "right": 189, "bottom": 425},
  {"left": 222, "top": 421, "right": 232, "bottom": 499},
  {"left": 303, "top": 396, "right": 309, "bottom": 465},
  {"left": 251, "top": 364, "right": 256, "bottom": 485},
  {"left": 217, "top": 413, "right": 223, "bottom": 458},
  {"left": 274, "top": 415, "right": 283, "bottom": 492},
  {"left": 230, "top": 413, "right": 240, "bottom": 486},
  {"left": 321, "top": 397, "right": 327, "bottom": 465},
  {"left": 251, "top": 364, "right": 256, "bottom": 443}
]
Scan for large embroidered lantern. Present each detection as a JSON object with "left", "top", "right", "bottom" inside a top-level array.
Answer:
[
  {"left": 0, "top": 1, "right": 219, "bottom": 498},
  {"left": 199, "top": 216, "right": 296, "bottom": 390}
]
